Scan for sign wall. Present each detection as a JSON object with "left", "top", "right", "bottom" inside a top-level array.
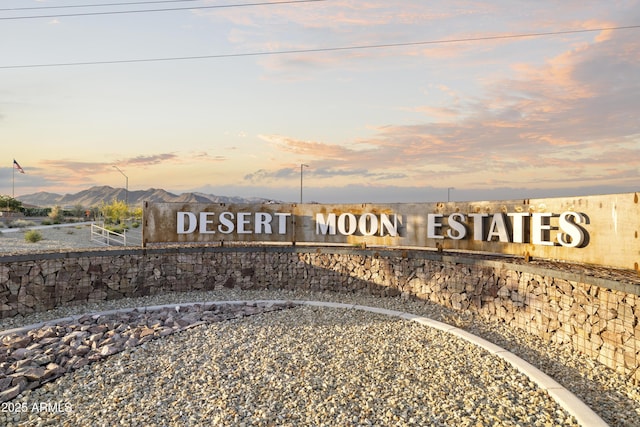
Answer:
[{"left": 143, "top": 192, "right": 640, "bottom": 271}]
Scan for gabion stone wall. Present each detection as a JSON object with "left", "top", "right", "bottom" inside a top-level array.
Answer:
[{"left": 1, "top": 246, "right": 638, "bottom": 380}]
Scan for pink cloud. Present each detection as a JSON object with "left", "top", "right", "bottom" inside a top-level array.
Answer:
[
  {"left": 121, "top": 153, "right": 178, "bottom": 167},
  {"left": 258, "top": 134, "right": 356, "bottom": 159},
  {"left": 255, "top": 23, "right": 639, "bottom": 190}
]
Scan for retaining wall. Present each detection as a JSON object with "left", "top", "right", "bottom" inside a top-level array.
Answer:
[{"left": 1, "top": 246, "right": 638, "bottom": 379}]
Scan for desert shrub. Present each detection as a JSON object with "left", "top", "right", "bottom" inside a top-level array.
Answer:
[
  {"left": 70, "top": 204, "right": 86, "bottom": 219},
  {"left": 100, "top": 199, "right": 129, "bottom": 225},
  {"left": 23, "top": 207, "right": 51, "bottom": 217},
  {"left": 24, "top": 230, "right": 43, "bottom": 243},
  {"left": 48, "top": 206, "right": 64, "bottom": 224},
  {"left": 131, "top": 206, "right": 143, "bottom": 221},
  {"left": 9, "top": 220, "right": 37, "bottom": 228},
  {"left": 0, "top": 195, "right": 22, "bottom": 211},
  {"left": 106, "top": 225, "right": 126, "bottom": 234}
]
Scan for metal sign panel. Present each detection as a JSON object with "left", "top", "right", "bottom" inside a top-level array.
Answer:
[
  {"left": 142, "top": 193, "right": 640, "bottom": 271},
  {"left": 143, "top": 202, "right": 296, "bottom": 244}
]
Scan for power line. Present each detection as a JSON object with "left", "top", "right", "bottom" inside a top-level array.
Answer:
[
  {"left": 1, "top": 24, "right": 638, "bottom": 70},
  {"left": 0, "top": 0, "right": 201, "bottom": 12},
  {"left": 0, "top": 0, "right": 327, "bottom": 20}
]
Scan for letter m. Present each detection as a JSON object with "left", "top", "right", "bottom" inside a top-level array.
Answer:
[{"left": 315, "top": 213, "right": 336, "bottom": 235}]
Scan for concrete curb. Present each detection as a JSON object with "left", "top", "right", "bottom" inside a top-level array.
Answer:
[{"left": 1, "top": 299, "right": 608, "bottom": 427}]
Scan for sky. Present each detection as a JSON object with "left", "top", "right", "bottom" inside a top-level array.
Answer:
[{"left": 1, "top": 0, "right": 639, "bottom": 204}]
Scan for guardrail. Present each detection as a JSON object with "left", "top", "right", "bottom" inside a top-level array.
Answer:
[{"left": 90, "top": 223, "right": 126, "bottom": 247}]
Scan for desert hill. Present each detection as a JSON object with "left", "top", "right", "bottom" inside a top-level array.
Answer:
[{"left": 17, "top": 186, "right": 272, "bottom": 208}]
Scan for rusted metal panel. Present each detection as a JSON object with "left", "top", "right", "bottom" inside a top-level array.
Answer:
[
  {"left": 143, "top": 202, "right": 296, "bottom": 244},
  {"left": 143, "top": 192, "right": 640, "bottom": 271}
]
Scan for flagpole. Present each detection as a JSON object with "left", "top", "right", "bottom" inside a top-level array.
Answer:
[{"left": 11, "top": 159, "right": 25, "bottom": 200}]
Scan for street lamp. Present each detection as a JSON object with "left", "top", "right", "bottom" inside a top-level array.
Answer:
[
  {"left": 113, "top": 165, "right": 129, "bottom": 206},
  {"left": 300, "top": 164, "right": 309, "bottom": 203},
  {"left": 447, "top": 187, "right": 454, "bottom": 202}
]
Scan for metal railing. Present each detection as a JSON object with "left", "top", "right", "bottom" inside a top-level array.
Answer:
[{"left": 90, "top": 223, "right": 126, "bottom": 247}]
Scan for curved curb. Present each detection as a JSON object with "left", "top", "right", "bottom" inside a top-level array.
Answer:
[{"left": 1, "top": 300, "right": 608, "bottom": 427}]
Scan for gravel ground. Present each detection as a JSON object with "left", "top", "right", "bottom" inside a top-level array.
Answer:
[
  {"left": 0, "top": 222, "right": 142, "bottom": 253},
  {"left": 1, "top": 225, "right": 639, "bottom": 426},
  {"left": 1, "top": 289, "right": 638, "bottom": 426},
  {"left": 3, "top": 306, "right": 581, "bottom": 427}
]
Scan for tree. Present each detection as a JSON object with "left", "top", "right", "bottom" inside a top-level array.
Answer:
[
  {"left": 0, "top": 195, "right": 23, "bottom": 212},
  {"left": 71, "top": 204, "right": 86, "bottom": 219},
  {"left": 48, "top": 206, "right": 64, "bottom": 223},
  {"left": 131, "top": 206, "right": 143, "bottom": 222},
  {"left": 100, "top": 199, "right": 129, "bottom": 225}
]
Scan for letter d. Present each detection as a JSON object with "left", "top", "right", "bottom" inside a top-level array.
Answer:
[{"left": 177, "top": 212, "right": 197, "bottom": 234}]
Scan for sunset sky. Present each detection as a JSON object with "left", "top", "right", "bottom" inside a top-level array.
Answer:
[{"left": 1, "top": 0, "right": 639, "bottom": 203}]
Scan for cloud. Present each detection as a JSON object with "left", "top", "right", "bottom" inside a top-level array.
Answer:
[
  {"left": 195, "top": 1, "right": 515, "bottom": 77},
  {"left": 197, "top": 1, "right": 634, "bottom": 78},
  {"left": 12, "top": 154, "right": 180, "bottom": 192},
  {"left": 246, "top": 24, "right": 639, "bottom": 191},
  {"left": 119, "top": 152, "right": 227, "bottom": 168},
  {"left": 40, "top": 160, "right": 113, "bottom": 175},
  {"left": 243, "top": 162, "right": 408, "bottom": 184},
  {"left": 189, "top": 181, "right": 639, "bottom": 204},
  {"left": 243, "top": 162, "right": 409, "bottom": 184},
  {"left": 0, "top": 160, "right": 106, "bottom": 197},
  {"left": 258, "top": 134, "right": 356, "bottom": 159},
  {"left": 121, "top": 153, "right": 178, "bottom": 167},
  {"left": 191, "top": 152, "right": 227, "bottom": 162},
  {"left": 39, "top": 153, "right": 185, "bottom": 176},
  {"left": 244, "top": 167, "right": 296, "bottom": 182}
]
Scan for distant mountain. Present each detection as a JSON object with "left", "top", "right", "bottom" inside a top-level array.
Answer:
[
  {"left": 17, "top": 191, "right": 63, "bottom": 207},
  {"left": 17, "top": 186, "right": 273, "bottom": 208}
]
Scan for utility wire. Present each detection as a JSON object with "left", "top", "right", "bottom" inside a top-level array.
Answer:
[
  {"left": 0, "top": 0, "right": 201, "bottom": 12},
  {"left": 1, "top": 24, "right": 638, "bottom": 70},
  {"left": 0, "top": 0, "right": 327, "bottom": 20}
]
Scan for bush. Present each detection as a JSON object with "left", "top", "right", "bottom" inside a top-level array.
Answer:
[
  {"left": 131, "top": 207, "right": 143, "bottom": 221},
  {"left": 24, "top": 230, "right": 43, "bottom": 243},
  {"left": 9, "top": 220, "right": 37, "bottom": 228},
  {"left": 105, "top": 224, "right": 127, "bottom": 234},
  {"left": 23, "top": 207, "right": 51, "bottom": 217},
  {"left": 48, "top": 206, "right": 64, "bottom": 224},
  {"left": 0, "top": 195, "right": 22, "bottom": 212},
  {"left": 100, "top": 199, "right": 129, "bottom": 225}
]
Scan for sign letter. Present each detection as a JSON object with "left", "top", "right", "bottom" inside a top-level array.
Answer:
[
  {"left": 558, "top": 212, "right": 587, "bottom": 248},
  {"left": 316, "top": 213, "right": 336, "bottom": 235},
  {"left": 532, "top": 213, "right": 554, "bottom": 246},
  {"left": 177, "top": 212, "right": 197, "bottom": 234},
  {"left": 447, "top": 213, "right": 467, "bottom": 240}
]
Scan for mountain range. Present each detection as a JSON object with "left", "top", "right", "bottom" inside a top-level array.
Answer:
[{"left": 17, "top": 186, "right": 273, "bottom": 208}]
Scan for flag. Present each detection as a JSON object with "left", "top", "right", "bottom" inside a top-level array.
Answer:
[{"left": 13, "top": 159, "right": 25, "bottom": 174}]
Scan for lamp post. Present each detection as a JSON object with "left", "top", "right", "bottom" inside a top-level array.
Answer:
[
  {"left": 447, "top": 187, "right": 454, "bottom": 202},
  {"left": 300, "top": 164, "right": 308, "bottom": 204},
  {"left": 113, "top": 165, "right": 129, "bottom": 206}
]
